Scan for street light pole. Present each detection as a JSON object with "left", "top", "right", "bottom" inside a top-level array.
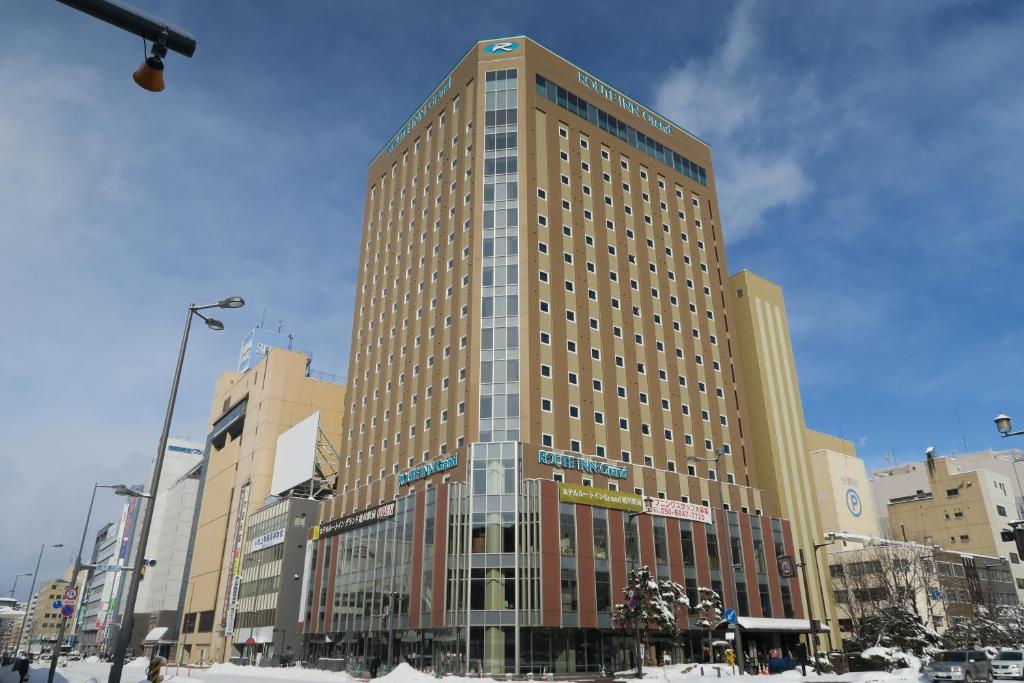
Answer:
[
  {"left": 16, "top": 543, "right": 64, "bottom": 655},
  {"left": 107, "top": 297, "right": 243, "bottom": 683},
  {"left": 387, "top": 591, "right": 398, "bottom": 669},
  {"left": 812, "top": 541, "right": 835, "bottom": 655},
  {"left": 626, "top": 498, "right": 652, "bottom": 679},
  {"left": 797, "top": 548, "right": 818, "bottom": 675},
  {"left": 7, "top": 573, "right": 32, "bottom": 599}
]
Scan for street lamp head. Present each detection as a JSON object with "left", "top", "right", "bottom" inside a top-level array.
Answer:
[
  {"left": 112, "top": 485, "right": 150, "bottom": 498},
  {"left": 133, "top": 29, "right": 169, "bottom": 93},
  {"left": 996, "top": 414, "right": 1013, "bottom": 435},
  {"left": 132, "top": 55, "right": 165, "bottom": 92},
  {"left": 204, "top": 317, "right": 225, "bottom": 331},
  {"left": 49, "top": 544, "right": 64, "bottom": 549},
  {"left": 217, "top": 296, "right": 246, "bottom": 309}
]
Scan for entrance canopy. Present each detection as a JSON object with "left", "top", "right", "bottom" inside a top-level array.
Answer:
[
  {"left": 733, "top": 617, "right": 829, "bottom": 633},
  {"left": 143, "top": 627, "right": 170, "bottom": 644}
]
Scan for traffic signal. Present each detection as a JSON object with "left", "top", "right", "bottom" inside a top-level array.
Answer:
[{"left": 139, "top": 558, "right": 157, "bottom": 580}]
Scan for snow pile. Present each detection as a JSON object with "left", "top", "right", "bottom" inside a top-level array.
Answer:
[
  {"left": 207, "top": 662, "right": 356, "bottom": 681},
  {"left": 860, "top": 647, "right": 922, "bottom": 672},
  {"left": 378, "top": 662, "right": 501, "bottom": 683},
  {"left": 614, "top": 663, "right": 734, "bottom": 681}
]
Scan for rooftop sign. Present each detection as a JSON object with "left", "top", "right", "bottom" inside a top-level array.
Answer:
[
  {"left": 577, "top": 70, "right": 673, "bottom": 136},
  {"left": 385, "top": 76, "right": 453, "bottom": 157}
]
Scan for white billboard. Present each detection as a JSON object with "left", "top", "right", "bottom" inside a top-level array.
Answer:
[
  {"left": 271, "top": 412, "right": 320, "bottom": 495},
  {"left": 648, "top": 499, "right": 713, "bottom": 524}
]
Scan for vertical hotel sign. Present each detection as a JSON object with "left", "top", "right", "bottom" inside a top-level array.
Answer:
[{"left": 222, "top": 482, "right": 250, "bottom": 635}]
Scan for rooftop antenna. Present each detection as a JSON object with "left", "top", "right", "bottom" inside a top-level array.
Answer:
[
  {"left": 956, "top": 409, "right": 969, "bottom": 453},
  {"left": 276, "top": 319, "right": 287, "bottom": 334},
  {"left": 258, "top": 308, "right": 266, "bottom": 329}
]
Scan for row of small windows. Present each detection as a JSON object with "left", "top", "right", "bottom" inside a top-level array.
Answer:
[{"left": 535, "top": 74, "right": 708, "bottom": 186}]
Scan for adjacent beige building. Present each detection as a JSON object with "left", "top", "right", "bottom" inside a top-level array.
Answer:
[
  {"left": 180, "top": 347, "right": 345, "bottom": 665},
  {"left": 885, "top": 456, "right": 1024, "bottom": 601},
  {"left": 728, "top": 270, "right": 834, "bottom": 640},
  {"left": 806, "top": 429, "right": 880, "bottom": 539}
]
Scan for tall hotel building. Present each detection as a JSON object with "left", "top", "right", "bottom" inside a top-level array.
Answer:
[{"left": 301, "top": 37, "right": 814, "bottom": 674}]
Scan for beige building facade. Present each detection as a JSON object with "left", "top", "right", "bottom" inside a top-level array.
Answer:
[
  {"left": 300, "top": 36, "right": 817, "bottom": 675},
  {"left": 180, "top": 347, "right": 345, "bottom": 665},
  {"left": 885, "top": 456, "right": 1024, "bottom": 601}
]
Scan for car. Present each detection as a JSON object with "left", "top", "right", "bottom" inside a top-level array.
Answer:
[
  {"left": 927, "top": 651, "right": 993, "bottom": 683},
  {"left": 67, "top": 651, "right": 83, "bottom": 662},
  {"left": 992, "top": 651, "right": 1024, "bottom": 680}
]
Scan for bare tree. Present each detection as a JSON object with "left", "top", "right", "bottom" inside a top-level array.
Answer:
[{"left": 830, "top": 544, "right": 937, "bottom": 645}]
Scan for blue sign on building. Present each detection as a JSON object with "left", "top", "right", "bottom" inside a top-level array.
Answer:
[
  {"left": 484, "top": 41, "right": 520, "bottom": 54},
  {"left": 845, "top": 488, "right": 863, "bottom": 518},
  {"left": 237, "top": 328, "right": 294, "bottom": 373}
]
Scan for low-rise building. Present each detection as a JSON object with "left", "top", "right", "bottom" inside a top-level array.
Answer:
[
  {"left": 222, "top": 496, "right": 317, "bottom": 665},
  {"left": 25, "top": 579, "right": 71, "bottom": 654},
  {"left": 0, "top": 597, "right": 26, "bottom": 655},
  {"left": 883, "top": 456, "right": 1024, "bottom": 602},
  {"left": 827, "top": 534, "right": 1017, "bottom": 639}
]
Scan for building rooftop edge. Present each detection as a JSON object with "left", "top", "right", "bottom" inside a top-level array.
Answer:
[{"left": 369, "top": 34, "right": 710, "bottom": 166}]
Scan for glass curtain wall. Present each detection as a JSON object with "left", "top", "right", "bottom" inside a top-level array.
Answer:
[
  {"left": 467, "top": 442, "right": 519, "bottom": 674},
  {"left": 479, "top": 68, "right": 520, "bottom": 443}
]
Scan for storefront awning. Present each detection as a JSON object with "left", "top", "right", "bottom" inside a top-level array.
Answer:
[
  {"left": 734, "top": 617, "right": 829, "bottom": 633},
  {"left": 143, "top": 627, "right": 169, "bottom": 644}
]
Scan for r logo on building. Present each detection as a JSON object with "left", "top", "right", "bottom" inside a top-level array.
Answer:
[{"left": 485, "top": 41, "right": 519, "bottom": 54}]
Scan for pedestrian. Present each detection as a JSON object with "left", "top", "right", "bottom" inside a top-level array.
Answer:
[
  {"left": 369, "top": 655, "right": 380, "bottom": 679},
  {"left": 13, "top": 652, "right": 30, "bottom": 683}
]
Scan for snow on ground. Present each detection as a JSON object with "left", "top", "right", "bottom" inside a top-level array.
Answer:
[
  {"left": 206, "top": 662, "right": 357, "bottom": 681},
  {"left": 0, "top": 660, "right": 506, "bottom": 683},
  {"left": 613, "top": 663, "right": 927, "bottom": 683},
  {"left": 0, "top": 660, "right": 930, "bottom": 683}
]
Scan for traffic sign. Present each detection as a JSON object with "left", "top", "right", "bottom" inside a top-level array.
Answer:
[
  {"left": 626, "top": 589, "right": 636, "bottom": 599},
  {"left": 63, "top": 587, "right": 79, "bottom": 602},
  {"left": 51, "top": 600, "right": 63, "bottom": 611},
  {"left": 931, "top": 589, "right": 942, "bottom": 601},
  {"left": 724, "top": 608, "right": 738, "bottom": 624},
  {"left": 627, "top": 598, "right": 638, "bottom": 611},
  {"left": 61, "top": 604, "right": 75, "bottom": 618},
  {"left": 93, "top": 563, "right": 126, "bottom": 572}
]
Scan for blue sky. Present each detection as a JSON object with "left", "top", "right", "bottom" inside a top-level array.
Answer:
[{"left": 1, "top": 0, "right": 1022, "bottom": 593}]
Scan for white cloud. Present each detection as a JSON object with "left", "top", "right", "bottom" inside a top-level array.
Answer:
[
  {"left": 653, "top": 0, "right": 812, "bottom": 241},
  {"left": 715, "top": 155, "right": 811, "bottom": 240}
]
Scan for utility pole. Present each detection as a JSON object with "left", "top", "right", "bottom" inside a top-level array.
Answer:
[{"left": 797, "top": 548, "right": 818, "bottom": 675}]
